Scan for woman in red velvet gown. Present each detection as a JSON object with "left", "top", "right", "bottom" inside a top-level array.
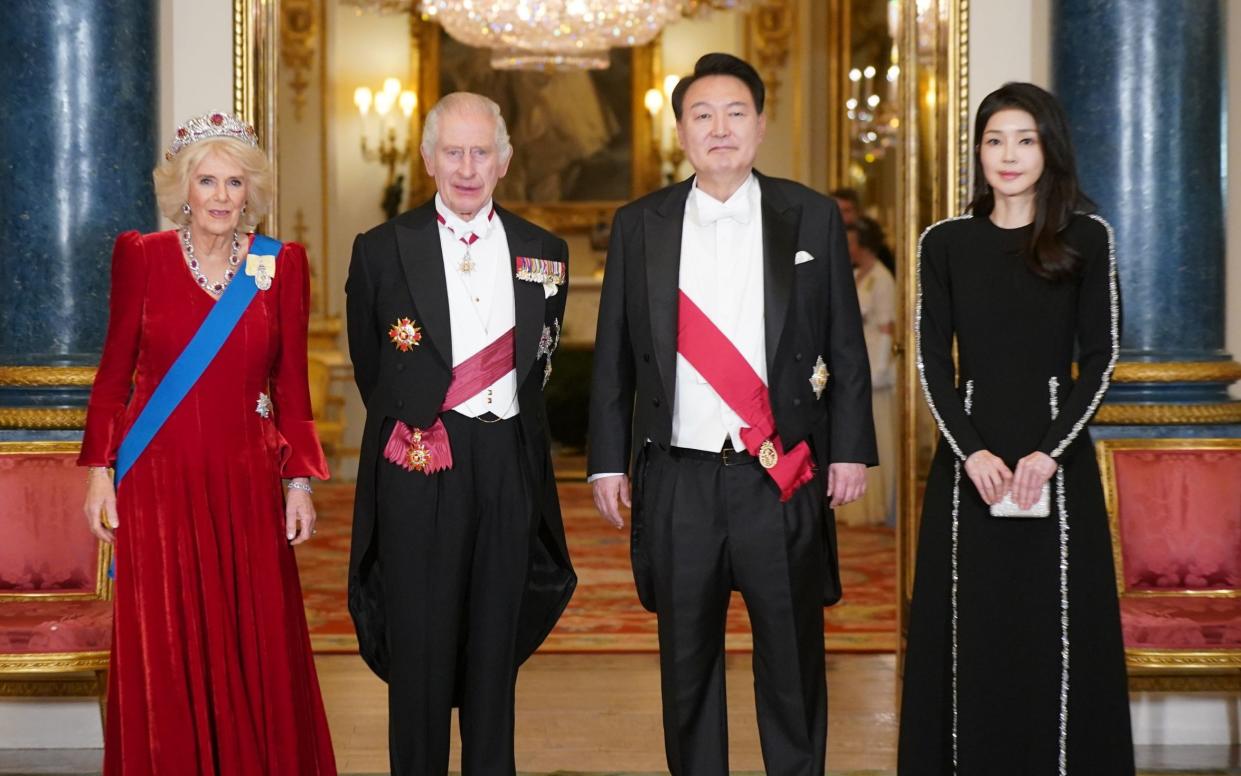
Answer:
[{"left": 79, "top": 113, "right": 336, "bottom": 775}]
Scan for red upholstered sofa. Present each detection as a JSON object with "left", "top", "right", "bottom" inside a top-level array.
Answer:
[
  {"left": 0, "top": 441, "right": 112, "bottom": 720},
  {"left": 1096, "top": 439, "right": 1241, "bottom": 690}
]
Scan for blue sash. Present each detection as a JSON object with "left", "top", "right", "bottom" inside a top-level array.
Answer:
[{"left": 114, "top": 234, "right": 282, "bottom": 484}]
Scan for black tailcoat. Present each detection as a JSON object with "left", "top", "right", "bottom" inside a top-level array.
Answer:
[
  {"left": 346, "top": 198, "right": 576, "bottom": 681},
  {"left": 587, "top": 172, "right": 878, "bottom": 607}
]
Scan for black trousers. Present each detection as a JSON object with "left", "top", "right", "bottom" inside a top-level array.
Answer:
[
  {"left": 641, "top": 445, "right": 829, "bottom": 776},
  {"left": 376, "top": 412, "right": 532, "bottom": 776}
]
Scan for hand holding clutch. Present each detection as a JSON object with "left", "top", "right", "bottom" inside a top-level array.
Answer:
[
  {"left": 995, "top": 451, "right": 1058, "bottom": 518},
  {"left": 990, "top": 482, "right": 1051, "bottom": 518}
]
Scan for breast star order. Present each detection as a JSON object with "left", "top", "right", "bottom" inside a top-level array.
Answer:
[
  {"left": 809, "top": 356, "right": 830, "bottom": 400},
  {"left": 388, "top": 317, "right": 423, "bottom": 352}
]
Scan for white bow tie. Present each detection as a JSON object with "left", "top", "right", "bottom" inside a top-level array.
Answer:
[{"left": 695, "top": 191, "right": 751, "bottom": 226}]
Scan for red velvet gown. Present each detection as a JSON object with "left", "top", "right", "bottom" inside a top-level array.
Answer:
[{"left": 80, "top": 230, "right": 336, "bottom": 776}]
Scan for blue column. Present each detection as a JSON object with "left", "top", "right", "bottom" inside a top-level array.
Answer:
[
  {"left": 0, "top": 0, "right": 158, "bottom": 426},
  {"left": 1053, "top": 0, "right": 1238, "bottom": 435}
]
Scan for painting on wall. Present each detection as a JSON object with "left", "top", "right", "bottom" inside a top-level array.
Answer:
[
  {"left": 413, "top": 21, "right": 657, "bottom": 232},
  {"left": 439, "top": 31, "right": 634, "bottom": 203}
]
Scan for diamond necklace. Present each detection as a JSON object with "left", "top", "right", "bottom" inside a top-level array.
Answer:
[{"left": 181, "top": 227, "right": 242, "bottom": 296}]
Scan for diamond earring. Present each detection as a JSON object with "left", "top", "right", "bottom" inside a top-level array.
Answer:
[{"left": 182, "top": 202, "right": 191, "bottom": 215}]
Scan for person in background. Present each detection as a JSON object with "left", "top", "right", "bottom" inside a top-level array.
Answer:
[
  {"left": 836, "top": 216, "right": 898, "bottom": 527},
  {"left": 830, "top": 186, "right": 861, "bottom": 228}
]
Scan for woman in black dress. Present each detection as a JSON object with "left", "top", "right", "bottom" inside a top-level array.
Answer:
[{"left": 898, "top": 83, "right": 1134, "bottom": 775}]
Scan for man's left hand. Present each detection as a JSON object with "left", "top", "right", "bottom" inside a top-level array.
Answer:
[{"left": 826, "top": 462, "right": 867, "bottom": 509}]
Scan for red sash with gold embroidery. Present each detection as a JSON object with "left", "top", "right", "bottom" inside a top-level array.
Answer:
[
  {"left": 676, "top": 291, "right": 815, "bottom": 501},
  {"left": 382, "top": 327, "right": 516, "bottom": 474}
]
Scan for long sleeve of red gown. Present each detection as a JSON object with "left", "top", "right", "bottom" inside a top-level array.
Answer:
[
  {"left": 271, "top": 242, "right": 330, "bottom": 480},
  {"left": 79, "top": 231, "right": 148, "bottom": 468}
]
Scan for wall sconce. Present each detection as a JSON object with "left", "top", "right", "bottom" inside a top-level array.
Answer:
[
  {"left": 354, "top": 77, "right": 417, "bottom": 219},
  {"left": 645, "top": 74, "right": 685, "bottom": 187}
]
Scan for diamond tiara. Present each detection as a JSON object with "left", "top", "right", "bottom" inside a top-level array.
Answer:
[{"left": 165, "top": 111, "right": 259, "bottom": 160}]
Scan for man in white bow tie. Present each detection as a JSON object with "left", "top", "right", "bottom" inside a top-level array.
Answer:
[
  {"left": 588, "top": 53, "right": 877, "bottom": 776},
  {"left": 346, "top": 92, "right": 576, "bottom": 776}
]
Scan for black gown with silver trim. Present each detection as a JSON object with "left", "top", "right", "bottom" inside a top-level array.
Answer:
[{"left": 898, "top": 213, "right": 1135, "bottom": 776}]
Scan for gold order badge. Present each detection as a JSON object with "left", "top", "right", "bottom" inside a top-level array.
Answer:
[
  {"left": 758, "top": 440, "right": 779, "bottom": 469},
  {"left": 406, "top": 428, "right": 432, "bottom": 472}
]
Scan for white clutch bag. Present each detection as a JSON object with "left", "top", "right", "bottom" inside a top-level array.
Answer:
[{"left": 989, "top": 483, "right": 1051, "bottom": 518}]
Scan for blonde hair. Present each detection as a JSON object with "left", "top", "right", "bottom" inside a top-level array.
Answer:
[
  {"left": 420, "top": 92, "right": 513, "bottom": 163},
  {"left": 153, "top": 137, "right": 273, "bottom": 232}
]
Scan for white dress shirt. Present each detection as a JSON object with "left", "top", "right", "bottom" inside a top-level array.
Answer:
[
  {"left": 588, "top": 174, "right": 767, "bottom": 483},
  {"left": 673, "top": 173, "right": 767, "bottom": 452},
  {"left": 435, "top": 193, "right": 519, "bottom": 419}
]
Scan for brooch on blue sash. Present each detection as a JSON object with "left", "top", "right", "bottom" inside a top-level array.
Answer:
[{"left": 245, "top": 253, "right": 276, "bottom": 291}]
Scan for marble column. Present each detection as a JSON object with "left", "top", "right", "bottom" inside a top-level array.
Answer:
[
  {"left": 0, "top": 0, "right": 158, "bottom": 433},
  {"left": 1053, "top": 0, "right": 1240, "bottom": 436}
]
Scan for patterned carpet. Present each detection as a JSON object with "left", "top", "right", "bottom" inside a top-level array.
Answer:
[{"left": 298, "top": 482, "right": 897, "bottom": 653}]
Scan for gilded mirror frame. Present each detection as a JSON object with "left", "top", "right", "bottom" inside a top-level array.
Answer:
[{"left": 895, "top": 0, "right": 971, "bottom": 657}]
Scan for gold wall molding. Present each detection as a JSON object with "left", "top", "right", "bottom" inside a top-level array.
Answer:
[
  {"left": 0, "top": 367, "right": 95, "bottom": 387},
  {"left": 1093, "top": 402, "right": 1241, "bottom": 425},
  {"left": 1112, "top": 360, "right": 1241, "bottom": 384},
  {"left": 0, "top": 407, "right": 87, "bottom": 429},
  {"left": 280, "top": 0, "right": 317, "bottom": 122},
  {"left": 234, "top": 0, "right": 280, "bottom": 235},
  {"left": 745, "top": 0, "right": 794, "bottom": 120},
  {"left": 293, "top": 207, "right": 311, "bottom": 249}
]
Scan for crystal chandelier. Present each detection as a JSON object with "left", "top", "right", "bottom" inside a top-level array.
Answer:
[{"left": 420, "top": 0, "right": 684, "bottom": 70}]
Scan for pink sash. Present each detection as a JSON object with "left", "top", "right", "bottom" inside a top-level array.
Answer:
[
  {"left": 677, "top": 291, "right": 815, "bottom": 501},
  {"left": 383, "top": 327, "right": 516, "bottom": 474}
]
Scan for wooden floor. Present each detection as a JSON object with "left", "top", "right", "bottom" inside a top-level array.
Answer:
[{"left": 319, "top": 652, "right": 899, "bottom": 773}]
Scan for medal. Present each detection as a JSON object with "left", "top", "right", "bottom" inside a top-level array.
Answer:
[
  {"left": 388, "top": 317, "right": 423, "bottom": 351},
  {"left": 809, "top": 356, "right": 830, "bottom": 400},
  {"left": 758, "top": 440, "right": 779, "bottom": 469},
  {"left": 406, "top": 428, "right": 432, "bottom": 472},
  {"left": 246, "top": 253, "right": 277, "bottom": 292},
  {"left": 255, "top": 392, "right": 272, "bottom": 418}
]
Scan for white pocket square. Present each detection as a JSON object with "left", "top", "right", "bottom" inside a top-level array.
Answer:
[{"left": 794, "top": 250, "right": 815, "bottom": 265}]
